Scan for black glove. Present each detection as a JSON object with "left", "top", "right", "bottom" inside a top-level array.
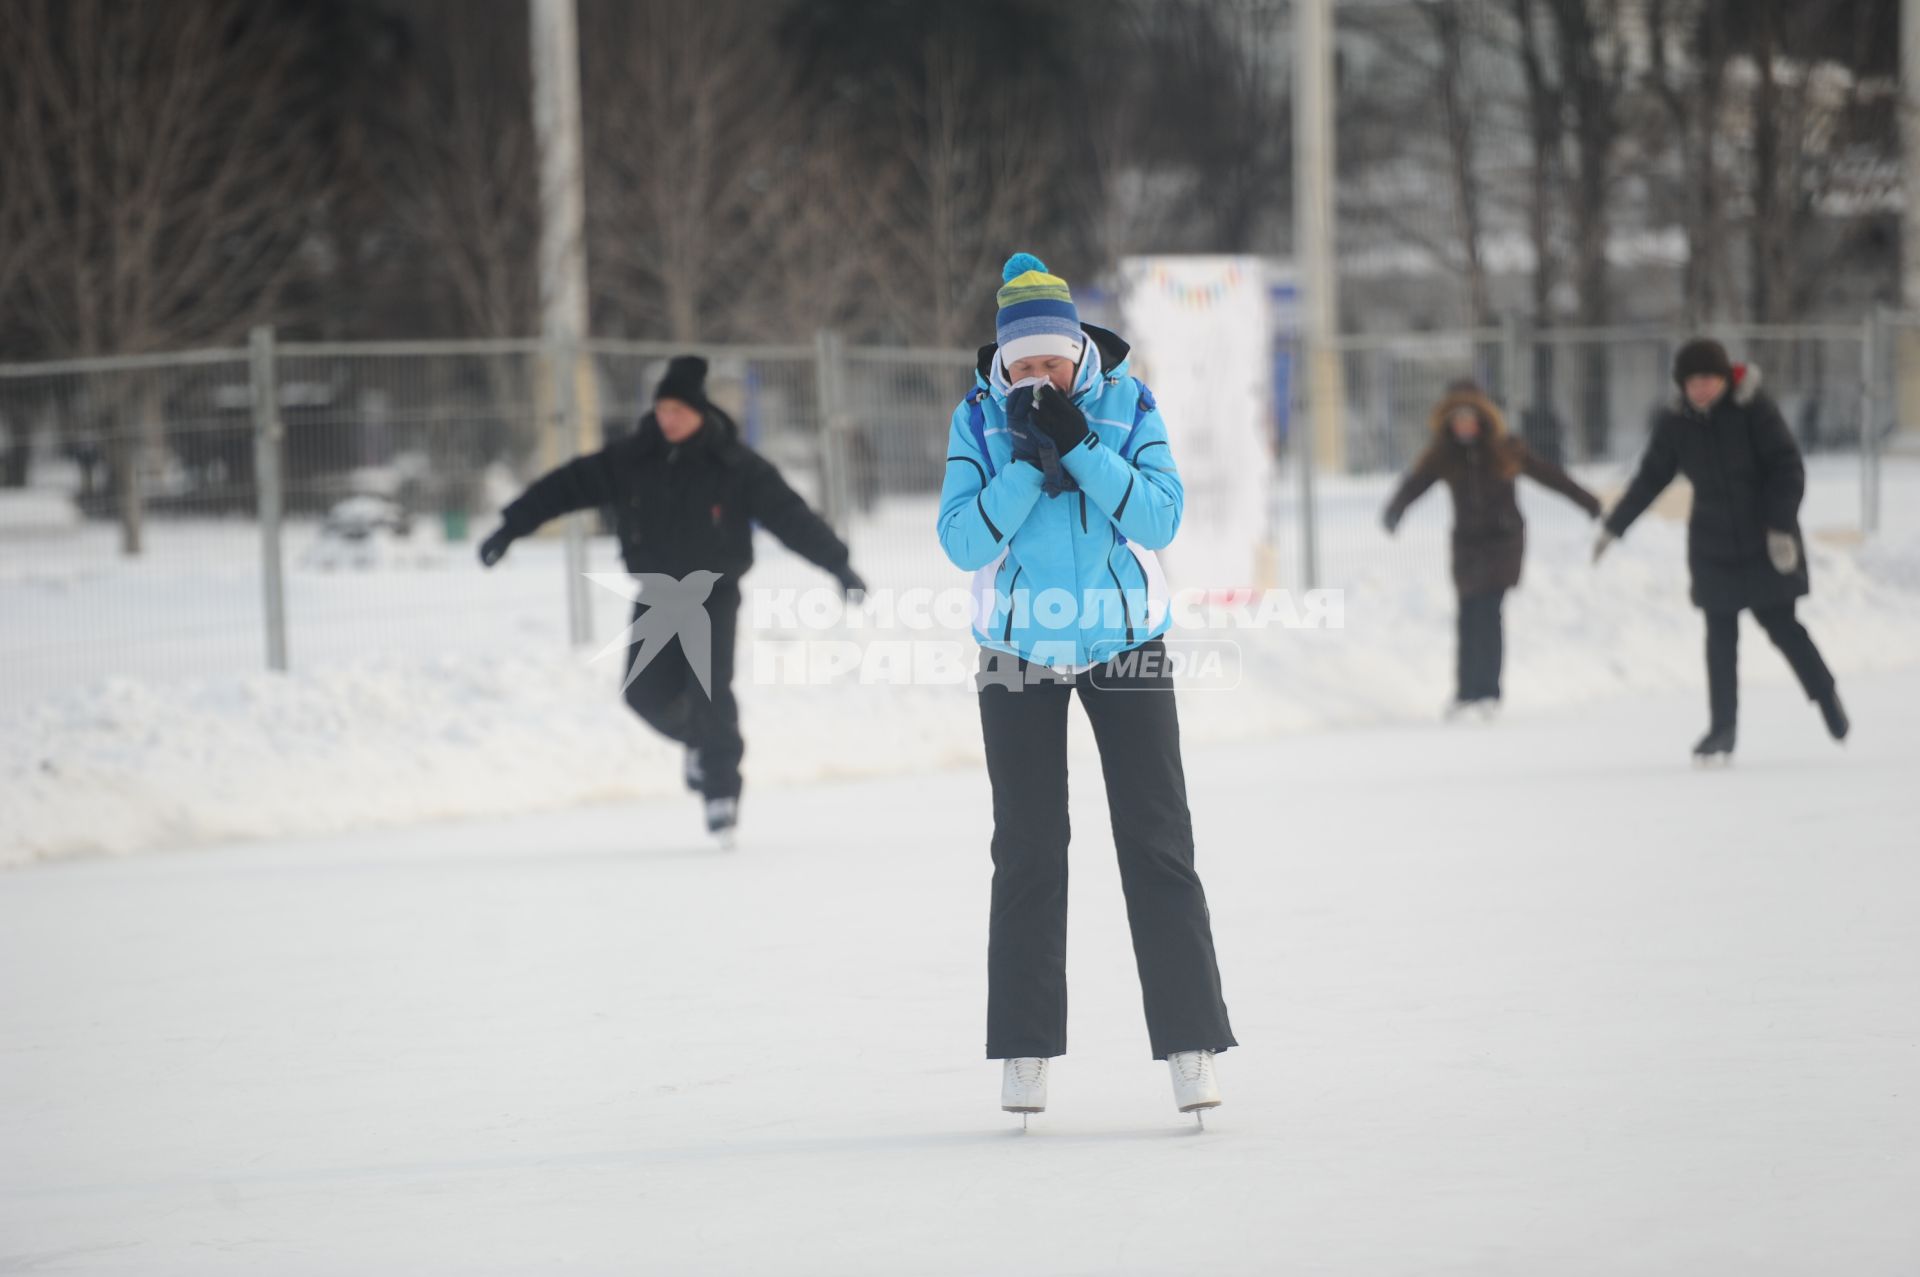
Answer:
[
  {"left": 1035, "top": 435, "right": 1077, "bottom": 497},
  {"left": 477, "top": 524, "right": 516, "bottom": 567},
  {"left": 833, "top": 564, "right": 868, "bottom": 601},
  {"left": 1006, "top": 385, "right": 1043, "bottom": 468},
  {"left": 1032, "top": 384, "right": 1091, "bottom": 454}
]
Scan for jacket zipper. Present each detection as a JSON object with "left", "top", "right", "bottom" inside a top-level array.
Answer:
[
  {"left": 1002, "top": 566, "right": 1023, "bottom": 642},
  {"left": 1108, "top": 560, "right": 1135, "bottom": 644},
  {"left": 1704, "top": 405, "right": 1740, "bottom": 549}
]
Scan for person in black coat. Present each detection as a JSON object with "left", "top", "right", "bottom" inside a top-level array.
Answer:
[
  {"left": 1383, "top": 382, "right": 1602, "bottom": 716},
  {"left": 477, "top": 356, "right": 867, "bottom": 836},
  {"left": 1595, "top": 339, "right": 1848, "bottom": 760}
]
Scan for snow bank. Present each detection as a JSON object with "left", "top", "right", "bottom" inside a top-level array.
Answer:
[
  {"left": 0, "top": 487, "right": 80, "bottom": 534},
  {"left": 5, "top": 457, "right": 1918, "bottom": 867}
]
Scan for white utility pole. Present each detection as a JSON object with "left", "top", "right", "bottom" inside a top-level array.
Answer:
[
  {"left": 1900, "top": 0, "right": 1920, "bottom": 447},
  {"left": 1294, "top": 0, "right": 1342, "bottom": 585},
  {"left": 531, "top": 0, "right": 590, "bottom": 358},
  {"left": 1906, "top": 0, "right": 1920, "bottom": 311},
  {"left": 530, "top": 0, "right": 596, "bottom": 645}
]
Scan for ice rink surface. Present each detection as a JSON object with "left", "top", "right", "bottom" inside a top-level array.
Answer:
[{"left": 4, "top": 669, "right": 1915, "bottom": 1275}]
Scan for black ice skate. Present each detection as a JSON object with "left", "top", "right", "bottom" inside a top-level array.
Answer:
[
  {"left": 704, "top": 796, "right": 738, "bottom": 848},
  {"left": 1692, "top": 727, "right": 1736, "bottom": 766},
  {"left": 1817, "top": 689, "right": 1849, "bottom": 742}
]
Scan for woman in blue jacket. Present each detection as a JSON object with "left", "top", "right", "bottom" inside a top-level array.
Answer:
[{"left": 938, "top": 254, "right": 1235, "bottom": 1122}]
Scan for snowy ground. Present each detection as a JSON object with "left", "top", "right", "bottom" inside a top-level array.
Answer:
[
  {"left": 5, "top": 456, "right": 1919, "bottom": 867},
  {"left": 3, "top": 669, "right": 1916, "bottom": 1275}
]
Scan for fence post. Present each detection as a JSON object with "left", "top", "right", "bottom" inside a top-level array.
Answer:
[
  {"left": 814, "top": 329, "right": 852, "bottom": 537},
  {"left": 1293, "top": 342, "right": 1320, "bottom": 591},
  {"left": 551, "top": 336, "right": 594, "bottom": 648},
  {"left": 250, "top": 325, "right": 289, "bottom": 673},
  {"left": 1500, "top": 310, "right": 1525, "bottom": 413},
  {"left": 1862, "top": 309, "right": 1882, "bottom": 535}
]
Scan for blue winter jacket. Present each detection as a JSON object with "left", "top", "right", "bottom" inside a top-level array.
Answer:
[{"left": 936, "top": 325, "right": 1182, "bottom": 670}]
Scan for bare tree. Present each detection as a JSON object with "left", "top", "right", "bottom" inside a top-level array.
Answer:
[
  {"left": 1504, "top": 0, "right": 1632, "bottom": 455},
  {"left": 1546, "top": 0, "right": 1632, "bottom": 333},
  {"left": 864, "top": 33, "right": 1059, "bottom": 347},
  {"left": 1510, "top": 0, "right": 1567, "bottom": 328},
  {"left": 1741, "top": 0, "right": 1890, "bottom": 322},
  {"left": 1142, "top": 0, "right": 1292, "bottom": 255},
  {"left": 1071, "top": 5, "right": 1203, "bottom": 277},
  {"left": 1428, "top": 1, "right": 1496, "bottom": 324},
  {"left": 384, "top": 0, "right": 539, "bottom": 342},
  {"left": 375, "top": 0, "right": 542, "bottom": 498},
  {"left": 3, "top": 0, "right": 329, "bottom": 356},
  {"left": 1644, "top": 0, "right": 1893, "bottom": 324},
  {"left": 738, "top": 116, "right": 891, "bottom": 341},
  {"left": 1646, "top": 0, "right": 1735, "bottom": 323},
  {"left": 2, "top": 0, "right": 330, "bottom": 551},
  {"left": 582, "top": 0, "right": 796, "bottom": 342},
  {"left": 0, "top": 101, "right": 45, "bottom": 355},
  {"left": 1343, "top": 0, "right": 1499, "bottom": 326}
]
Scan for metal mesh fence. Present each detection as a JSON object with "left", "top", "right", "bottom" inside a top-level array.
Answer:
[
  {"left": 0, "top": 350, "right": 267, "bottom": 704},
  {"left": 836, "top": 345, "right": 977, "bottom": 589},
  {"left": 261, "top": 342, "right": 553, "bottom": 668},
  {"left": 0, "top": 324, "right": 1890, "bottom": 710}
]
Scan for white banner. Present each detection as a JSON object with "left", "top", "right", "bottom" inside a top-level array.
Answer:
[{"left": 1119, "top": 256, "right": 1275, "bottom": 591}]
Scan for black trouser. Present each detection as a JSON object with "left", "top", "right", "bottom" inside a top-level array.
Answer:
[
  {"left": 1456, "top": 588, "right": 1506, "bottom": 703},
  {"left": 976, "top": 640, "right": 1236, "bottom": 1061},
  {"left": 622, "top": 580, "right": 743, "bottom": 801},
  {"left": 1704, "top": 602, "right": 1835, "bottom": 734}
]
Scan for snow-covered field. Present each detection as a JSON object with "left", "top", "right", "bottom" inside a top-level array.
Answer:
[
  {"left": 2, "top": 670, "right": 1915, "bottom": 1275},
  {"left": 4, "top": 456, "right": 1918, "bottom": 866}
]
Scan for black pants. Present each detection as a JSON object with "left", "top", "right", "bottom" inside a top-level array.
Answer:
[
  {"left": 1457, "top": 589, "right": 1506, "bottom": 703},
  {"left": 622, "top": 581, "right": 743, "bottom": 800},
  {"left": 976, "top": 640, "right": 1236, "bottom": 1061},
  {"left": 1704, "top": 603, "right": 1835, "bottom": 734}
]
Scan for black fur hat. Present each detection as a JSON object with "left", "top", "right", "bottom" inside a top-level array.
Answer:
[
  {"left": 653, "top": 355, "right": 710, "bottom": 408},
  {"left": 1672, "top": 338, "right": 1734, "bottom": 387}
]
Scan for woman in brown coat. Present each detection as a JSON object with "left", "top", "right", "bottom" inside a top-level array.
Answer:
[{"left": 1382, "top": 383, "right": 1602, "bottom": 716}]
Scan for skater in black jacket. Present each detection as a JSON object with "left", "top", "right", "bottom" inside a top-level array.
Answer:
[
  {"left": 478, "top": 356, "right": 867, "bottom": 837},
  {"left": 1594, "top": 339, "right": 1848, "bottom": 761}
]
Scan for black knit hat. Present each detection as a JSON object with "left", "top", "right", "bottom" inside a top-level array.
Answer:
[
  {"left": 653, "top": 355, "right": 710, "bottom": 408},
  {"left": 1673, "top": 338, "right": 1733, "bottom": 387}
]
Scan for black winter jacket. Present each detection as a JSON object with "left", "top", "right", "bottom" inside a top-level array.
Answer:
[
  {"left": 1604, "top": 366, "right": 1809, "bottom": 613},
  {"left": 500, "top": 405, "right": 849, "bottom": 581}
]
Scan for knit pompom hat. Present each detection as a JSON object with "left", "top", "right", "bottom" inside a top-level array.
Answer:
[
  {"left": 995, "top": 253, "right": 1083, "bottom": 366},
  {"left": 653, "top": 355, "right": 710, "bottom": 408}
]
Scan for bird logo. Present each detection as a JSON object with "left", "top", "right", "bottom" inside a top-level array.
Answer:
[{"left": 585, "top": 570, "right": 725, "bottom": 698}]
